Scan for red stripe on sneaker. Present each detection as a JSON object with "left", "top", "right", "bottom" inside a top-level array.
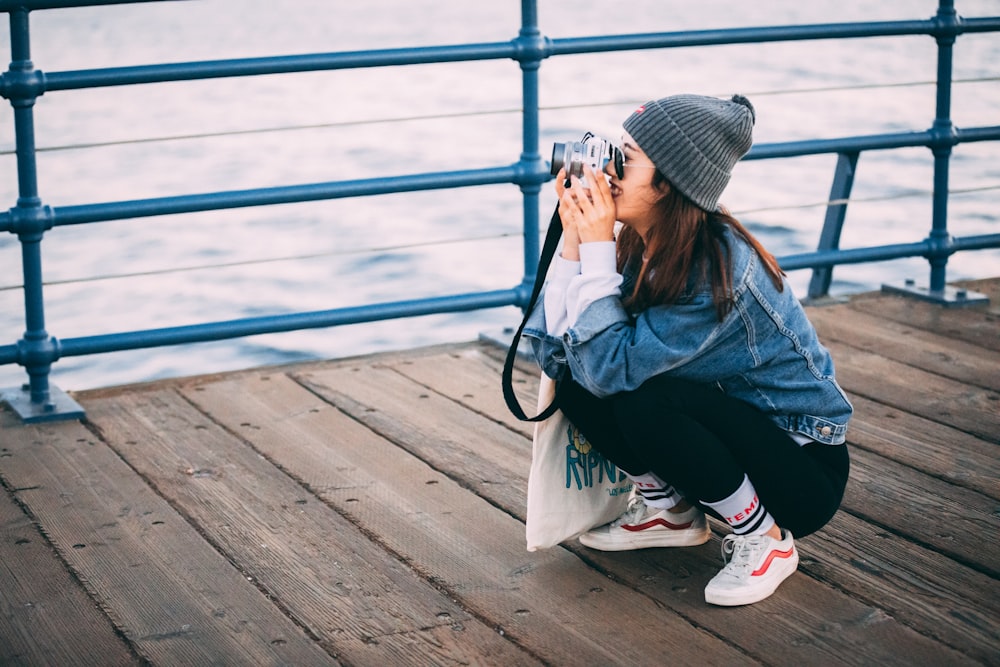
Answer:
[
  {"left": 751, "top": 547, "right": 796, "bottom": 576},
  {"left": 622, "top": 518, "right": 693, "bottom": 532}
]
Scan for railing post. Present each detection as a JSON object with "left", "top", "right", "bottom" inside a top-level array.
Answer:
[
  {"left": 929, "top": 0, "right": 957, "bottom": 293},
  {"left": 0, "top": 8, "right": 84, "bottom": 422},
  {"left": 881, "top": 0, "right": 986, "bottom": 307},
  {"left": 512, "top": 0, "right": 548, "bottom": 311}
]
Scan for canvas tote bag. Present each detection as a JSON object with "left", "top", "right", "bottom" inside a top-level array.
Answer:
[
  {"left": 524, "top": 374, "right": 632, "bottom": 551},
  {"left": 503, "top": 204, "right": 631, "bottom": 551}
]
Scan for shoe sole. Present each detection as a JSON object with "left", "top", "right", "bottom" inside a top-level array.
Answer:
[
  {"left": 704, "top": 550, "right": 799, "bottom": 606},
  {"left": 579, "top": 526, "right": 711, "bottom": 551}
]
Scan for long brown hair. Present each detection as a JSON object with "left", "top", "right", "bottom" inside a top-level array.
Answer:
[{"left": 617, "top": 172, "right": 785, "bottom": 320}]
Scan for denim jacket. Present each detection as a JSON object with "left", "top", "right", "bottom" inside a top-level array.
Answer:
[{"left": 523, "top": 228, "right": 853, "bottom": 445}]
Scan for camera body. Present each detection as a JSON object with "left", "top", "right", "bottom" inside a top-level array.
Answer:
[{"left": 550, "top": 134, "right": 624, "bottom": 187}]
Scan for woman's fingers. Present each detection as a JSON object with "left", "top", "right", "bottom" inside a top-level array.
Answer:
[
  {"left": 571, "top": 166, "right": 615, "bottom": 242},
  {"left": 587, "top": 163, "right": 614, "bottom": 209},
  {"left": 554, "top": 168, "right": 568, "bottom": 198}
]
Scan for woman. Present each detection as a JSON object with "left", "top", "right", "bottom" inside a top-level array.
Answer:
[{"left": 524, "top": 94, "right": 852, "bottom": 606}]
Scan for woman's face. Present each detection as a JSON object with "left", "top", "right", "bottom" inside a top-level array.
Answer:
[{"left": 606, "top": 131, "right": 666, "bottom": 238}]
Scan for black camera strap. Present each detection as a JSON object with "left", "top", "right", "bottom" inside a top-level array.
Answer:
[{"left": 501, "top": 203, "right": 564, "bottom": 422}]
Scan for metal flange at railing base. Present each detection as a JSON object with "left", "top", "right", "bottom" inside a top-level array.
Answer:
[
  {"left": 1, "top": 384, "right": 85, "bottom": 424},
  {"left": 881, "top": 280, "right": 990, "bottom": 308}
]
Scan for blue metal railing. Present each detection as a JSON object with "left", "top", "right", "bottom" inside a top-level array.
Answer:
[{"left": 1, "top": 0, "right": 999, "bottom": 422}]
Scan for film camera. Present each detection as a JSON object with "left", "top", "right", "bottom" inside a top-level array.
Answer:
[{"left": 550, "top": 133, "right": 624, "bottom": 187}]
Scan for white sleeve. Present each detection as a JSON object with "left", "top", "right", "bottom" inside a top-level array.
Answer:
[
  {"left": 543, "top": 255, "right": 581, "bottom": 335},
  {"left": 565, "top": 242, "right": 622, "bottom": 324}
]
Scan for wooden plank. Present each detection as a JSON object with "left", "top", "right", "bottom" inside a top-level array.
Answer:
[
  {"left": 386, "top": 345, "right": 538, "bottom": 440},
  {"left": 803, "top": 511, "right": 1000, "bottom": 665},
  {"left": 196, "top": 370, "right": 752, "bottom": 665},
  {"left": 90, "top": 385, "right": 538, "bottom": 667},
  {"left": 295, "top": 361, "right": 532, "bottom": 519},
  {"left": 810, "top": 304, "right": 1000, "bottom": 391},
  {"left": 0, "top": 477, "right": 138, "bottom": 666},
  {"left": 842, "top": 448, "right": 1000, "bottom": 578},
  {"left": 296, "top": 365, "right": 974, "bottom": 666},
  {"left": 847, "top": 394, "right": 999, "bottom": 500},
  {"left": 0, "top": 408, "right": 336, "bottom": 666},
  {"left": 846, "top": 292, "right": 1000, "bottom": 353},
  {"left": 826, "top": 340, "right": 999, "bottom": 442}
]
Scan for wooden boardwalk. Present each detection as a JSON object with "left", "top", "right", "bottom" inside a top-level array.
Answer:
[{"left": 2, "top": 279, "right": 998, "bottom": 666}]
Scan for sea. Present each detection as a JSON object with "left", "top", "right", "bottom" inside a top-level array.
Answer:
[{"left": 1, "top": 0, "right": 998, "bottom": 392}]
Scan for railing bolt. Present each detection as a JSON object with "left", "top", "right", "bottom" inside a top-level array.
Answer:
[
  {"left": 905, "top": 278, "right": 916, "bottom": 287},
  {"left": 956, "top": 289, "right": 967, "bottom": 300}
]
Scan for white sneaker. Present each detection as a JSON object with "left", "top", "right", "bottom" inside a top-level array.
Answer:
[
  {"left": 579, "top": 498, "right": 711, "bottom": 551},
  {"left": 704, "top": 530, "right": 798, "bottom": 606}
]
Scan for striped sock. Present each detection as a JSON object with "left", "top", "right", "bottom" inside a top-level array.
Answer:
[
  {"left": 628, "top": 472, "right": 681, "bottom": 509},
  {"left": 703, "top": 475, "right": 775, "bottom": 536}
]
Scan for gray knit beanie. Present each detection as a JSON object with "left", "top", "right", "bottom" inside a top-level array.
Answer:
[{"left": 622, "top": 94, "right": 755, "bottom": 211}]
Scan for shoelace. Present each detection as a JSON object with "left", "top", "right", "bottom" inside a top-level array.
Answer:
[
  {"left": 720, "top": 534, "right": 769, "bottom": 578},
  {"left": 611, "top": 497, "right": 648, "bottom": 528}
]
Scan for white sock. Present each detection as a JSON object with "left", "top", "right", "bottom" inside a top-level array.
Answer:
[
  {"left": 703, "top": 475, "right": 775, "bottom": 536},
  {"left": 628, "top": 472, "right": 681, "bottom": 510}
]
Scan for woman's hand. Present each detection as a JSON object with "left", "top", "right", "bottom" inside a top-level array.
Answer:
[
  {"left": 555, "top": 168, "right": 581, "bottom": 260},
  {"left": 558, "top": 164, "right": 616, "bottom": 248}
]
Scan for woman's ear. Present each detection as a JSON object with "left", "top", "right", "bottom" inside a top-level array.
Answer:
[{"left": 654, "top": 175, "right": 671, "bottom": 195}]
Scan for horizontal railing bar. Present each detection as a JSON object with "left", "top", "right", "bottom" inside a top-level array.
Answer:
[
  {"left": 43, "top": 42, "right": 520, "bottom": 91},
  {"left": 2, "top": 1, "right": 994, "bottom": 36},
  {"left": 0, "top": 288, "right": 521, "bottom": 365},
  {"left": 0, "top": 166, "right": 523, "bottom": 230},
  {"left": 779, "top": 242, "right": 931, "bottom": 271},
  {"left": 2, "top": 0, "right": 996, "bottom": 40},
  {"left": 747, "top": 126, "right": 999, "bottom": 160},
  {"left": 0, "top": 231, "right": 522, "bottom": 292},
  {"left": 549, "top": 20, "right": 940, "bottom": 56},
  {"left": 747, "top": 131, "right": 932, "bottom": 160},
  {"left": 962, "top": 16, "right": 1000, "bottom": 32},
  {"left": 778, "top": 233, "right": 1000, "bottom": 271},
  {"left": 749, "top": 125, "right": 1000, "bottom": 160},
  {"left": 951, "top": 233, "right": 1000, "bottom": 253},
  {"left": 31, "top": 16, "right": 996, "bottom": 94},
  {"left": 955, "top": 126, "right": 1000, "bottom": 142}
]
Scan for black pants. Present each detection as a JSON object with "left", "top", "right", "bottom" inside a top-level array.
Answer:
[{"left": 557, "top": 375, "right": 850, "bottom": 538}]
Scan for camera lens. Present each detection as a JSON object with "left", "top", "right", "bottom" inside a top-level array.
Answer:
[
  {"left": 550, "top": 142, "right": 567, "bottom": 176},
  {"left": 610, "top": 144, "right": 624, "bottom": 179}
]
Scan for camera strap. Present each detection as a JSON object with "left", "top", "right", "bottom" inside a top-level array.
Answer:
[{"left": 501, "top": 203, "right": 564, "bottom": 422}]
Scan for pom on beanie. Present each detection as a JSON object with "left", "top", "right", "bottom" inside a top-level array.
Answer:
[{"left": 623, "top": 94, "right": 756, "bottom": 211}]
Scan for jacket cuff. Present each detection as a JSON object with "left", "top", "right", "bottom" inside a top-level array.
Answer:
[{"left": 563, "top": 293, "right": 630, "bottom": 345}]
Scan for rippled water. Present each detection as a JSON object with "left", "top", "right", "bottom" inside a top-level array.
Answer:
[{"left": 1, "top": 0, "right": 998, "bottom": 391}]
